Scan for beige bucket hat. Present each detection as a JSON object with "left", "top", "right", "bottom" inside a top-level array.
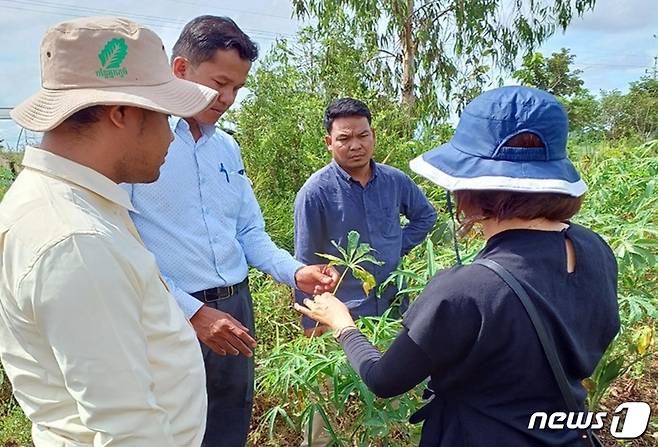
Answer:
[{"left": 11, "top": 16, "right": 218, "bottom": 132}]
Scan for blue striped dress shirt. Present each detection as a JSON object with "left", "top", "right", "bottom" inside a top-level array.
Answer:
[{"left": 123, "top": 118, "right": 303, "bottom": 318}]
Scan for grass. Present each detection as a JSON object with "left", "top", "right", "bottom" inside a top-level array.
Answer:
[{"left": 0, "top": 370, "right": 30, "bottom": 447}]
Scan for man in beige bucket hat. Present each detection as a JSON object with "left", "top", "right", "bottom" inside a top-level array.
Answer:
[{"left": 0, "top": 16, "right": 217, "bottom": 446}]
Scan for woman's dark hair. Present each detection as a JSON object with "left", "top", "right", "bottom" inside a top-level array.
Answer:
[
  {"left": 172, "top": 15, "right": 258, "bottom": 66},
  {"left": 454, "top": 133, "right": 583, "bottom": 232},
  {"left": 323, "top": 98, "right": 372, "bottom": 133}
]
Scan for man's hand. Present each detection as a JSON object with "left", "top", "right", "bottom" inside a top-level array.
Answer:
[
  {"left": 295, "top": 264, "right": 340, "bottom": 294},
  {"left": 190, "top": 305, "right": 257, "bottom": 357}
]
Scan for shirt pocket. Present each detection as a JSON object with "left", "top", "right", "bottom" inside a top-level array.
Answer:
[
  {"left": 214, "top": 168, "right": 247, "bottom": 218},
  {"left": 379, "top": 205, "right": 401, "bottom": 238}
]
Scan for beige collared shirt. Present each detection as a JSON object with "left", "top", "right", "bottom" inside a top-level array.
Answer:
[{"left": 0, "top": 147, "right": 206, "bottom": 446}]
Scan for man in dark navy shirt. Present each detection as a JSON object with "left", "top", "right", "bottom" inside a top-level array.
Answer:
[{"left": 294, "top": 98, "right": 437, "bottom": 336}]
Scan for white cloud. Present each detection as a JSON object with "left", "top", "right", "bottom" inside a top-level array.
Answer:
[{"left": 570, "top": 0, "right": 658, "bottom": 33}]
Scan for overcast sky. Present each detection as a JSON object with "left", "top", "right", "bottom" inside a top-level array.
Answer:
[{"left": 0, "top": 0, "right": 656, "bottom": 149}]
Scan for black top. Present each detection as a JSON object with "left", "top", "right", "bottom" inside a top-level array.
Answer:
[{"left": 340, "top": 224, "right": 620, "bottom": 446}]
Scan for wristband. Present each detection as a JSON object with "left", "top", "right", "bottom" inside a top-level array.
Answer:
[{"left": 333, "top": 325, "right": 358, "bottom": 340}]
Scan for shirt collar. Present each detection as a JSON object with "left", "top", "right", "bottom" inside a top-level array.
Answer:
[
  {"left": 330, "top": 159, "right": 378, "bottom": 184},
  {"left": 173, "top": 116, "right": 217, "bottom": 140},
  {"left": 21, "top": 146, "right": 136, "bottom": 212}
]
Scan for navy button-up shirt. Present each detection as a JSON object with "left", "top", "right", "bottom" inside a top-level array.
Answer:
[{"left": 294, "top": 160, "right": 437, "bottom": 328}]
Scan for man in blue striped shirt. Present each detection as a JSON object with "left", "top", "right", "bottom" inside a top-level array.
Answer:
[{"left": 124, "top": 16, "right": 338, "bottom": 447}]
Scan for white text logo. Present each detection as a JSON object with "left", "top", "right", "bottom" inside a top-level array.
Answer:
[{"left": 528, "top": 402, "right": 651, "bottom": 439}]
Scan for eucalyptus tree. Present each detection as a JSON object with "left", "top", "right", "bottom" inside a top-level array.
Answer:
[{"left": 293, "top": 0, "right": 598, "bottom": 124}]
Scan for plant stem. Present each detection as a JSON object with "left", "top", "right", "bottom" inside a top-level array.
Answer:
[
  {"left": 332, "top": 266, "right": 350, "bottom": 294},
  {"left": 310, "top": 266, "right": 351, "bottom": 338}
]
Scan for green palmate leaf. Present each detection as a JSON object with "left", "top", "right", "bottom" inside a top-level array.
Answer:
[
  {"left": 315, "top": 252, "right": 344, "bottom": 265},
  {"left": 98, "top": 38, "right": 128, "bottom": 69},
  {"left": 353, "top": 241, "right": 373, "bottom": 260},
  {"left": 353, "top": 266, "right": 377, "bottom": 296},
  {"left": 330, "top": 239, "right": 349, "bottom": 260},
  {"left": 355, "top": 254, "right": 385, "bottom": 266},
  {"left": 346, "top": 230, "right": 360, "bottom": 256},
  {"left": 319, "top": 230, "right": 384, "bottom": 296}
]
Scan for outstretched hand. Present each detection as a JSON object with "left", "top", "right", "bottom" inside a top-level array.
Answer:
[
  {"left": 294, "top": 292, "right": 355, "bottom": 331},
  {"left": 295, "top": 264, "right": 340, "bottom": 294}
]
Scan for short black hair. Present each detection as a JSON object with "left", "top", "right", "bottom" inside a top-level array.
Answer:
[
  {"left": 323, "top": 98, "right": 372, "bottom": 133},
  {"left": 64, "top": 106, "right": 107, "bottom": 126},
  {"left": 172, "top": 16, "right": 258, "bottom": 66}
]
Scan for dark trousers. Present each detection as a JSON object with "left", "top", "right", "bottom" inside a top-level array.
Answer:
[{"left": 199, "top": 286, "right": 255, "bottom": 447}]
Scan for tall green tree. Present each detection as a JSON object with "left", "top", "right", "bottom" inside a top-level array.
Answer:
[
  {"left": 513, "top": 48, "right": 584, "bottom": 97},
  {"left": 600, "top": 77, "right": 658, "bottom": 140},
  {"left": 292, "top": 0, "right": 598, "bottom": 124},
  {"left": 513, "top": 48, "right": 601, "bottom": 135}
]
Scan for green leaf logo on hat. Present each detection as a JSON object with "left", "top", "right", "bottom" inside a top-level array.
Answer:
[{"left": 96, "top": 38, "right": 128, "bottom": 79}]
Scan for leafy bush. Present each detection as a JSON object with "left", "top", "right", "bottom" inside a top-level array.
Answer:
[
  {"left": 574, "top": 140, "right": 658, "bottom": 409},
  {"left": 254, "top": 312, "right": 423, "bottom": 446}
]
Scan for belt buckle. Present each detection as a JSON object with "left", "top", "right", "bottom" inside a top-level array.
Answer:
[
  {"left": 202, "top": 290, "right": 219, "bottom": 303},
  {"left": 203, "top": 285, "right": 235, "bottom": 302}
]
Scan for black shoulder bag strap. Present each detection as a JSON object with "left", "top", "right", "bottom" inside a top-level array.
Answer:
[{"left": 473, "top": 258, "right": 602, "bottom": 447}]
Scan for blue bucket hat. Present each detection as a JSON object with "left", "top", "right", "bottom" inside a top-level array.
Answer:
[{"left": 410, "top": 86, "right": 587, "bottom": 197}]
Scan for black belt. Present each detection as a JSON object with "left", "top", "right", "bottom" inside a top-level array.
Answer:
[{"left": 191, "top": 278, "right": 249, "bottom": 303}]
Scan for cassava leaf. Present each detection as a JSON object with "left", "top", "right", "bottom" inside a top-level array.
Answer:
[
  {"left": 355, "top": 254, "right": 385, "bottom": 266},
  {"left": 315, "top": 252, "right": 344, "bottom": 265},
  {"left": 353, "top": 242, "right": 373, "bottom": 260},
  {"left": 346, "top": 230, "right": 360, "bottom": 256},
  {"left": 353, "top": 266, "right": 377, "bottom": 296},
  {"left": 330, "top": 239, "right": 349, "bottom": 260}
]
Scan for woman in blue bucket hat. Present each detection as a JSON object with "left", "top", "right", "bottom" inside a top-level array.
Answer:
[{"left": 296, "top": 86, "right": 620, "bottom": 446}]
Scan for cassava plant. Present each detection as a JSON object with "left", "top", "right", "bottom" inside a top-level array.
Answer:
[
  {"left": 308, "top": 230, "right": 385, "bottom": 337},
  {"left": 316, "top": 230, "right": 384, "bottom": 297}
]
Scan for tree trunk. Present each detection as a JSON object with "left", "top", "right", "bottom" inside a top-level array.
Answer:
[{"left": 400, "top": 0, "right": 416, "bottom": 110}]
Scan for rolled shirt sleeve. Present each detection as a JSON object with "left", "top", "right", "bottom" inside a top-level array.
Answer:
[{"left": 19, "top": 234, "right": 177, "bottom": 446}]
